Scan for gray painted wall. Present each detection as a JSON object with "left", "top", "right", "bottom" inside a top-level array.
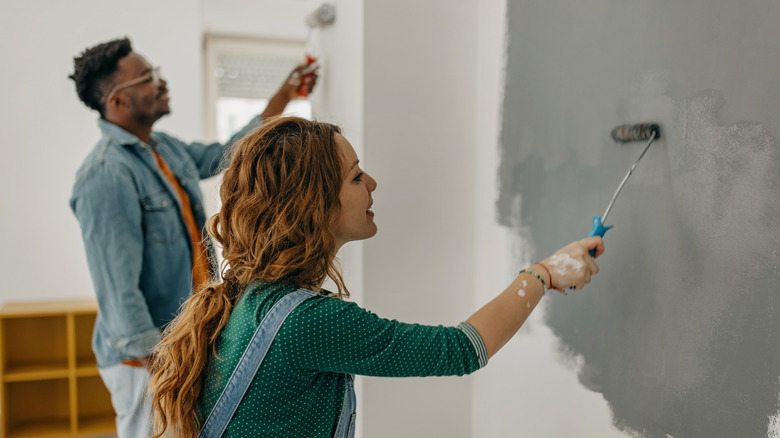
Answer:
[{"left": 499, "top": 1, "right": 780, "bottom": 437}]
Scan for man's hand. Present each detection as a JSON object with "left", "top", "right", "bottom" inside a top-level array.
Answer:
[
  {"left": 262, "top": 63, "right": 320, "bottom": 120},
  {"left": 284, "top": 63, "right": 319, "bottom": 100}
]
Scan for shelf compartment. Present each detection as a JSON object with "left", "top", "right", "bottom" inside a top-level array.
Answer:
[
  {"left": 0, "top": 299, "right": 114, "bottom": 438},
  {"left": 5, "top": 379, "right": 72, "bottom": 437},
  {"left": 2, "top": 316, "right": 69, "bottom": 372},
  {"left": 76, "top": 375, "right": 115, "bottom": 434}
]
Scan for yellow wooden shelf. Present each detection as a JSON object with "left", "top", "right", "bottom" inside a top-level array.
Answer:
[
  {"left": 0, "top": 300, "right": 98, "bottom": 318},
  {"left": 1, "top": 299, "right": 116, "bottom": 438},
  {"left": 4, "top": 362, "right": 70, "bottom": 382},
  {"left": 74, "top": 365, "right": 100, "bottom": 378}
]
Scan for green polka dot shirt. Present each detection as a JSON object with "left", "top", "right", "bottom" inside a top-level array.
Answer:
[{"left": 198, "top": 280, "right": 488, "bottom": 437}]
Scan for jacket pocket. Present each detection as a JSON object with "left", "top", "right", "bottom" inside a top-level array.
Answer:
[{"left": 140, "top": 191, "right": 180, "bottom": 244}]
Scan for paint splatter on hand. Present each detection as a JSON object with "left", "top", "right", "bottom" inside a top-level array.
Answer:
[
  {"left": 541, "top": 237, "right": 603, "bottom": 290},
  {"left": 547, "top": 253, "right": 583, "bottom": 275}
]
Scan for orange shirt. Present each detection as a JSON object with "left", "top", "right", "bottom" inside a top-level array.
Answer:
[{"left": 150, "top": 149, "right": 211, "bottom": 289}]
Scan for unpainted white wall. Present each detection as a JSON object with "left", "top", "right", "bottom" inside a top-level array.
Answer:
[
  {"left": 201, "top": 0, "right": 309, "bottom": 39},
  {"left": 361, "top": 1, "right": 479, "bottom": 436},
  {"left": 0, "top": 0, "right": 202, "bottom": 305}
]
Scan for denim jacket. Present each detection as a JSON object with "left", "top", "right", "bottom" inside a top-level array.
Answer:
[{"left": 71, "top": 118, "right": 260, "bottom": 367}]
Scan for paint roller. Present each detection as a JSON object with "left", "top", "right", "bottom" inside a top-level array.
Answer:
[
  {"left": 298, "top": 3, "right": 337, "bottom": 97},
  {"left": 586, "top": 123, "right": 661, "bottom": 256}
]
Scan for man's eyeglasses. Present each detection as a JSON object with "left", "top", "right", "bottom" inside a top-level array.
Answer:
[{"left": 105, "top": 67, "right": 162, "bottom": 102}]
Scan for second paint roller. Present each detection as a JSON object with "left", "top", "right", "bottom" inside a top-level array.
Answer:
[{"left": 586, "top": 123, "right": 661, "bottom": 256}]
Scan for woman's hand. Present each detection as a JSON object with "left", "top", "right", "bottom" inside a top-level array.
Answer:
[{"left": 539, "top": 236, "right": 604, "bottom": 291}]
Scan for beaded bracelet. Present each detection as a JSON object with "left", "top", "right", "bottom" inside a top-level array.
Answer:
[
  {"left": 519, "top": 268, "right": 547, "bottom": 292},
  {"left": 535, "top": 263, "right": 554, "bottom": 290}
]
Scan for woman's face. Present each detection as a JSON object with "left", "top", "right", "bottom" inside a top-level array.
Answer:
[{"left": 330, "top": 134, "right": 378, "bottom": 248}]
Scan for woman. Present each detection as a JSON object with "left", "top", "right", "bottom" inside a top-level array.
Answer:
[{"left": 148, "top": 117, "right": 604, "bottom": 437}]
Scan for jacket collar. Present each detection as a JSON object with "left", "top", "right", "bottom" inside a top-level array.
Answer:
[{"left": 97, "top": 118, "right": 159, "bottom": 147}]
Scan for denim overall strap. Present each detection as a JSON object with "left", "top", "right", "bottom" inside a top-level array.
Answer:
[
  {"left": 198, "top": 290, "right": 311, "bottom": 438},
  {"left": 332, "top": 374, "right": 357, "bottom": 438}
]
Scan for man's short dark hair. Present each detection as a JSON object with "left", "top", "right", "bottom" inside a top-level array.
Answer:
[{"left": 69, "top": 37, "right": 133, "bottom": 117}]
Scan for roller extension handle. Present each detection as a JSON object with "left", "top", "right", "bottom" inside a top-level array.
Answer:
[{"left": 587, "top": 123, "right": 661, "bottom": 256}]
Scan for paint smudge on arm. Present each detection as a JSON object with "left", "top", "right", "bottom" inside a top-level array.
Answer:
[{"left": 518, "top": 280, "right": 528, "bottom": 296}]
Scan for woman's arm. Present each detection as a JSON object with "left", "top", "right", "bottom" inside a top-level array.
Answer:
[
  {"left": 466, "top": 236, "right": 604, "bottom": 358},
  {"left": 281, "top": 237, "right": 603, "bottom": 375},
  {"left": 279, "top": 297, "right": 486, "bottom": 378}
]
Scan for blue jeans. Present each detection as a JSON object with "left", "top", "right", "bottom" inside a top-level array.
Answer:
[
  {"left": 98, "top": 363, "right": 152, "bottom": 438},
  {"left": 334, "top": 374, "right": 357, "bottom": 438}
]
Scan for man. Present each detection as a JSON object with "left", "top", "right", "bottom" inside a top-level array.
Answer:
[{"left": 68, "top": 37, "right": 316, "bottom": 437}]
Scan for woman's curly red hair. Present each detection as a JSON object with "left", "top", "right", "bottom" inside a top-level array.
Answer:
[{"left": 148, "top": 116, "right": 348, "bottom": 437}]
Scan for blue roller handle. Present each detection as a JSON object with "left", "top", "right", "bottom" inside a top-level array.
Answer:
[{"left": 587, "top": 216, "right": 613, "bottom": 256}]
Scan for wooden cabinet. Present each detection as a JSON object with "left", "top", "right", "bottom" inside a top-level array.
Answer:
[{"left": 0, "top": 300, "right": 115, "bottom": 437}]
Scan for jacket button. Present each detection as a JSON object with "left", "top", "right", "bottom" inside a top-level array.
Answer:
[{"left": 162, "top": 201, "right": 169, "bottom": 207}]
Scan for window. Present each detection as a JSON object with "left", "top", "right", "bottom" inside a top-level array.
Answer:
[{"left": 204, "top": 35, "right": 311, "bottom": 143}]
